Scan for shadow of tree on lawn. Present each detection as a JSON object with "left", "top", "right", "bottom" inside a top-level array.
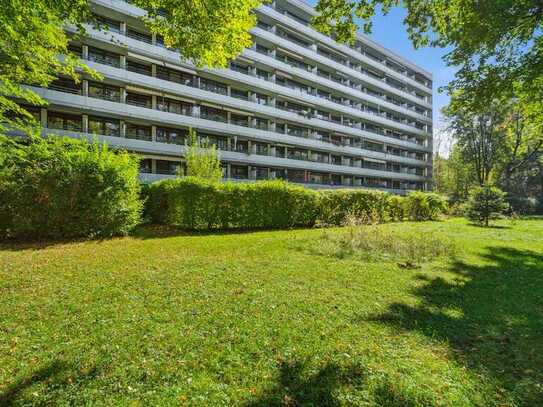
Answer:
[
  {"left": 368, "top": 247, "right": 543, "bottom": 405},
  {"left": 244, "top": 359, "right": 434, "bottom": 407},
  {"left": 0, "top": 359, "right": 101, "bottom": 407}
]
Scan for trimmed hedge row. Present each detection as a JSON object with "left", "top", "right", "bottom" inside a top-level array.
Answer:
[
  {"left": 145, "top": 177, "right": 318, "bottom": 229},
  {"left": 144, "top": 177, "right": 448, "bottom": 230}
]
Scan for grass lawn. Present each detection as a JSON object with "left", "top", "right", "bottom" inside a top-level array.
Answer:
[{"left": 1, "top": 218, "right": 542, "bottom": 406}]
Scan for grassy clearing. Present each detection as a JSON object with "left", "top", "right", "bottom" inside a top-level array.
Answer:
[{"left": 0, "top": 218, "right": 542, "bottom": 406}]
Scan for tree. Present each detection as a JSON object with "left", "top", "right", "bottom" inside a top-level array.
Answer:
[
  {"left": 313, "top": 0, "right": 543, "bottom": 123},
  {"left": 444, "top": 98, "right": 507, "bottom": 186},
  {"left": 182, "top": 129, "right": 223, "bottom": 182},
  {"left": 465, "top": 185, "right": 509, "bottom": 227},
  {"left": 1, "top": 0, "right": 261, "bottom": 135},
  {"left": 497, "top": 105, "right": 543, "bottom": 192}
]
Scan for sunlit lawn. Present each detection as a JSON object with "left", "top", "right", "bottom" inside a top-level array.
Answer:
[{"left": 1, "top": 218, "right": 542, "bottom": 406}]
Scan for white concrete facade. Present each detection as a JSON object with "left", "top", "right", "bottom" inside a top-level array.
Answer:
[{"left": 38, "top": 0, "right": 433, "bottom": 192}]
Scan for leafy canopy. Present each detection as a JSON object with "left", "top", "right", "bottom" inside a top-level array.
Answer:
[
  {"left": 313, "top": 0, "right": 543, "bottom": 119},
  {"left": 1, "top": 0, "right": 262, "bottom": 135}
]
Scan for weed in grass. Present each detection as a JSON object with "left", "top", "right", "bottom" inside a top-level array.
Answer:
[{"left": 312, "top": 223, "right": 457, "bottom": 266}]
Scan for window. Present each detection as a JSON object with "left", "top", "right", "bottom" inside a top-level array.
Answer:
[
  {"left": 255, "top": 167, "right": 269, "bottom": 180},
  {"left": 230, "top": 113, "right": 249, "bottom": 127},
  {"left": 230, "top": 62, "right": 249, "bottom": 75},
  {"left": 231, "top": 165, "right": 248, "bottom": 179},
  {"left": 255, "top": 117, "right": 268, "bottom": 130},
  {"left": 88, "top": 47, "right": 120, "bottom": 67},
  {"left": 256, "top": 44, "right": 270, "bottom": 55},
  {"left": 256, "top": 69, "right": 269, "bottom": 81},
  {"left": 140, "top": 159, "right": 152, "bottom": 174},
  {"left": 287, "top": 169, "right": 305, "bottom": 183},
  {"left": 94, "top": 15, "right": 121, "bottom": 33},
  {"left": 49, "top": 77, "right": 81, "bottom": 94},
  {"left": 126, "top": 92, "right": 152, "bottom": 108},
  {"left": 47, "top": 112, "right": 82, "bottom": 131},
  {"left": 127, "top": 27, "right": 152, "bottom": 44},
  {"left": 201, "top": 106, "right": 227, "bottom": 122},
  {"left": 255, "top": 93, "right": 268, "bottom": 105},
  {"left": 232, "top": 140, "right": 248, "bottom": 153},
  {"left": 156, "top": 160, "right": 179, "bottom": 175},
  {"left": 126, "top": 123, "right": 151, "bottom": 141},
  {"left": 157, "top": 97, "right": 192, "bottom": 115},
  {"left": 156, "top": 127, "right": 186, "bottom": 144},
  {"left": 230, "top": 88, "right": 249, "bottom": 101},
  {"left": 88, "top": 82, "right": 120, "bottom": 102},
  {"left": 156, "top": 66, "right": 194, "bottom": 86},
  {"left": 202, "top": 134, "right": 228, "bottom": 150},
  {"left": 127, "top": 60, "right": 152, "bottom": 76},
  {"left": 255, "top": 143, "right": 268, "bottom": 155},
  {"left": 200, "top": 78, "right": 227, "bottom": 95},
  {"left": 88, "top": 116, "right": 120, "bottom": 136}
]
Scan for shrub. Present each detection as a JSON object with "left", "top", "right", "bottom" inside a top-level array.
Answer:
[
  {"left": 318, "top": 189, "right": 391, "bottom": 226},
  {"left": 506, "top": 196, "right": 537, "bottom": 215},
  {"left": 405, "top": 191, "right": 448, "bottom": 221},
  {"left": 182, "top": 129, "right": 223, "bottom": 182},
  {"left": 465, "top": 185, "right": 509, "bottom": 227},
  {"left": 0, "top": 136, "right": 142, "bottom": 239},
  {"left": 144, "top": 177, "right": 450, "bottom": 231},
  {"left": 387, "top": 195, "right": 406, "bottom": 222},
  {"left": 145, "top": 177, "right": 319, "bottom": 229}
]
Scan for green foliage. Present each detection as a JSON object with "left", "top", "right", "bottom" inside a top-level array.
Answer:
[
  {"left": 182, "top": 129, "right": 223, "bottom": 182},
  {"left": 314, "top": 0, "right": 543, "bottom": 125},
  {"left": 0, "top": 0, "right": 98, "bottom": 135},
  {"left": 387, "top": 195, "right": 406, "bottom": 222},
  {"left": 145, "top": 177, "right": 319, "bottom": 230},
  {"left": 0, "top": 136, "right": 142, "bottom": 239},
  {"left": 405, "top": 191, "right": 448, "bottom": 221},
  {"left": 132, "top": 0, "right": 261, "bottom": 68},
  {"left": 1, "top": 1, "right": 260, "bottom": 135},
  {"left": 465, "top": 185, "right": 509, "bottom": 227},
  {"left": 314, "top": 224, "right": 456, "bottom": 265},
  {"left": 318, "top": 189, "right": 391, "bottom": 225},
  {"left": 145, "top": 178, "right": 447, "bottom": 230}
]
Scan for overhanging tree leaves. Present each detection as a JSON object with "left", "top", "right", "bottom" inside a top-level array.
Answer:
[
  {"left": 314, "top": 0, "right": 543, "bottom": 122},
  {"left": 1, "top": 0, "right": 262, "bottom": 135}
]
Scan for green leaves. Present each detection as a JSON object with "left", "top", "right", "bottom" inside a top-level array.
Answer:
[{"left": 132, "top": 0, "right": 262, "bottom": 68}]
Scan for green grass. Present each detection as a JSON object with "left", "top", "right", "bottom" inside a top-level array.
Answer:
[{"left": 1, "top": 218, "right": 542, "bottom": 406}]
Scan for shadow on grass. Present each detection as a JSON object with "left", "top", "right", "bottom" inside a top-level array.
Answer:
[
  {"left": 245, "top": 360, "right": 434, "bottom": 406},
  {"left": 0, "top": 359, "right": 100, "bottom": 406},
  {"left": 366, "top": 247, "right": 543, "bottom": 405},
  {"left": 0, "top": 224, "right": 299, "bottom": 252}
]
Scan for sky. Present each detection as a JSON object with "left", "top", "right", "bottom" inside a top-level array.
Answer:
[{"left": 306, "top": 2, "right": 456, "bottom": 154}]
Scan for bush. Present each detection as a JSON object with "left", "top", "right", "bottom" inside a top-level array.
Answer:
[
  {"left": 405, "top": 191, "right": 448, "bottom": 221},
  {"left": 465, "top": 185, "right": 509, "bottom": 226},
  {"left": 145, "top": 178, "right": 449, "bottom": 231},
  {"left": 0, "top": 136, "right": 142, "bottom": 239},
  {"left": 145, "top": 177, "right": 319, "bottom": 229},
  {"left": 387, "top": 195, "right": 406, "bottom": 222},
  {"left": 506, "top": 196, "right": 537, "bottom": 215},
  {"left": 318, "top": 189, "right": 391, "bottom": 226}
]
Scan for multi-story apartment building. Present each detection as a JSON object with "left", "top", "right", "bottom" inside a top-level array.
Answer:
[{"left": 29, "top": 0, "right": 433, "bottom": 193}]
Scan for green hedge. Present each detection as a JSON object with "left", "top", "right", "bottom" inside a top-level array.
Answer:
[
  {"left": 144, "top": 177, "right": 448, "bottom": 230},
  {"left": 318, "top": 189, "right": 391, "bottom": 225},
  {"left": 145, "top": 177, "right": 319, "bottom": 229},
  {"left": 0, "top": 136, "right": 142, "bottom": 239}
]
